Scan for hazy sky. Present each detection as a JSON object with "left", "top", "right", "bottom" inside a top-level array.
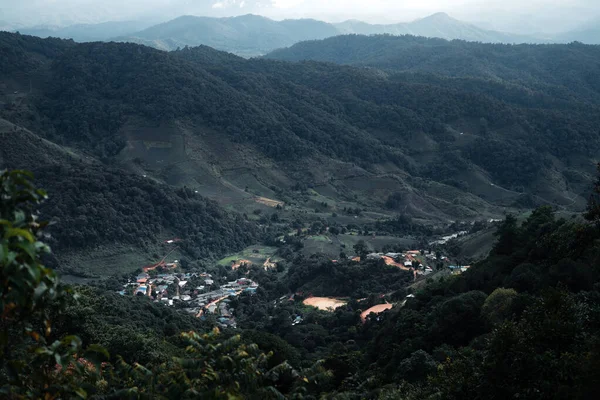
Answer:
[{"left": 1, "top": 0, "right": 599, "bottom": 33}]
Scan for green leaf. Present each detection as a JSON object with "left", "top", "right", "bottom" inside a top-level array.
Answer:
[
  {"left": 6, "top": 227, "right": 35, "bottom": 243},
  {"left": 84, "top": 344, "right": 110, "bottom": 363},
  {"left": 74, "top": 387, "right": 87, "bottom": 399}
]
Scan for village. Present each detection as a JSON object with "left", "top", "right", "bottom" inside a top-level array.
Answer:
[
  {"left": 119, "top": 259, "right": 259, "bottom": 329},
  {"left": 339, "top": 249, "right": 470, "bottom": 279},
  {"left": 297, "top": 249, "right": 471, "bottom": 321},
  {"left": 117, "top": 243, "right": 469, "bottom": 330}
]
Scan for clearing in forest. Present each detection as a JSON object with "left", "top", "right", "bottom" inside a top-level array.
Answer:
[
  {"left": 361, "top": 303, "right": 393, "bottom": 322},
  {"left": 302, "top": 297, "right": 347, "bottom": 311}
]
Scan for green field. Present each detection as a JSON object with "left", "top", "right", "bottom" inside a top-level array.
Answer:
[{"left": 217, "top": 245, "right": 279, "bottom": 267}]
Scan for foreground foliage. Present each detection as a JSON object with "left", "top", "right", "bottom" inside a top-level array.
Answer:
[{"left": 0, "top": 170, "right": 328, "bottom": 399}]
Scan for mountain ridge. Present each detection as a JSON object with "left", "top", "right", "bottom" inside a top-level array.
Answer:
[
  {"left": 2, "top": 31, "right": 599, "bottom": 273},
  {"left": 9, "top": 12, "right": 554, "bottom": 57}
]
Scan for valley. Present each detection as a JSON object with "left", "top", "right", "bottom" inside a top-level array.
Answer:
[{"left": 2, "top": 21, "right": 600, "bottom": 398}]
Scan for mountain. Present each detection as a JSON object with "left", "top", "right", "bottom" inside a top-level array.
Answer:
[
  {"left": 2, "top": 31, "right": 600, "bottom": 274},
  {"left": 334, "top": 12, "right": 541, "bottom": 44},
  {"left": 113, "top": 14, "right": 340, "bottom": 56},
  {"left": 555, "top": 19, "right": 600, "bottom": 44},
  {"left": 110, "top": 13, "right": 545, "bottom": 56},
  {"left": 265, "top": 34, "right": 600, "bottom": 96},
  {"left": 16, "top": 20, "right": 156, "bottom": 42}
]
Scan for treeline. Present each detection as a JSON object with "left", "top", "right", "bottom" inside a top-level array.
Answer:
[
  {"left": 34, "top": 165, "right": 261, "bottom": 259},
  {"left": 285, "top": 256, "right": 413, "bottom": 298},
  {"left": 346, "top": 204, "right": 600, "bottom": 398},
  {"left": 265, "top": 34, "right": 600, "bottom": 105}
]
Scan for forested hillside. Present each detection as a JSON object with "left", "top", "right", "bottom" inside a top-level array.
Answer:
[
  {"left": 4, "top": 163, "right": 600, "bottom": 398},
  {"left": 2, "top": 31, "right": 600, "bottom": 275},
  {"left": 2, "top": 32, "right": 600, "bottom": 217},
  {"left": 265, "top": 35, "right": 600, "bottom": 103}
]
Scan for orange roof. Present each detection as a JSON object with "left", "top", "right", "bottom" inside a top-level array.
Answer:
[{"left": 351, "top": 256, "right": 361, "bottom": 262}]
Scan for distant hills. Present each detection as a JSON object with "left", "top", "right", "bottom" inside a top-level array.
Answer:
[
  {"left": 333, "top": 12, "right": 541, "bottom": 44},
  {"left": 15, "top": 12, "right": 600, "bottom": 57},
  {"left": 113, "top": 13, "right": 545, "bottom": 55},
  {"left": 554, "top": 18, "right": 600, "bottom": 45},
  {"left": 17, "top": 20, "right": 156, "bottom": 43},
  {"left": 112, "top": 14, "right": 339, "bottom": 56},
  {"left": 9, "top": 12, "right": 600, "bottom": 57}
]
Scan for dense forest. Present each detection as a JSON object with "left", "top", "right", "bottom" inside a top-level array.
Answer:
[
  {"left": 265, "top": 34, "right": 600, "bottom": 103},
  {"left": 1, "top": 32, "right": 599, "bottom": 217},
  {"left": 4, "top": 163, "right": 600, "bottom": 398},
  {"left": 34, "top": 165, "right": 261, "bottom": 258}
]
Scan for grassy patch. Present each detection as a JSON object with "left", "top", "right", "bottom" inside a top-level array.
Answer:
[{"left": 217, "top": 245, "right": 278, "bottom": 266}]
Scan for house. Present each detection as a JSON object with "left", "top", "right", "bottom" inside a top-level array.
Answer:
[
  {"left": 404, "top": 261, "right": 413, "bottom": 267},
  {"left": 135, "top": 286, "right": 147, "bottom": 295},
  {"left": 181, "top": 295, "right": 192, "bottom": 301},
  {"left": 205, "top": 279, "right": 214, "bottom": 285},
  {"left": 178, "top": 280, "right": 188, "bottom": 288}
]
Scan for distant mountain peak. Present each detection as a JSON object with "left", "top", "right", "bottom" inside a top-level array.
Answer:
[{"left": 421, "top": 12, "right": 455, "bottom": 22}]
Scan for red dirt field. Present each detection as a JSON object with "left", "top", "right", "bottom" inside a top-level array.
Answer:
[
  {"left": 381, "top": 256, "right": 411, "bottom": 271},
  {"left": 302, "top": 297, "right": 347, "bottom": 311},
  {"left": 232, "top": 259, "right": 252, "bottom": 270},
  {"left": 361, "top": 303, "right": 393, "bottom": 322}
]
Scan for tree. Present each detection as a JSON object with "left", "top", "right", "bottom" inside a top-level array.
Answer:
[
  {"left": 0, "top": 170, "right": 107, "bottom": 398},
  {"left": 586, "top": 162, "right": 600, "bottom": 224},
  {"left": 481, "top": 288, "right": 518, "bottom": 326},
  {"left": 353, "top": 240, "right": 369, "bottom": 259},
  {"left": 107, "top": 329, "right": 330, "bottom": 399}
]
